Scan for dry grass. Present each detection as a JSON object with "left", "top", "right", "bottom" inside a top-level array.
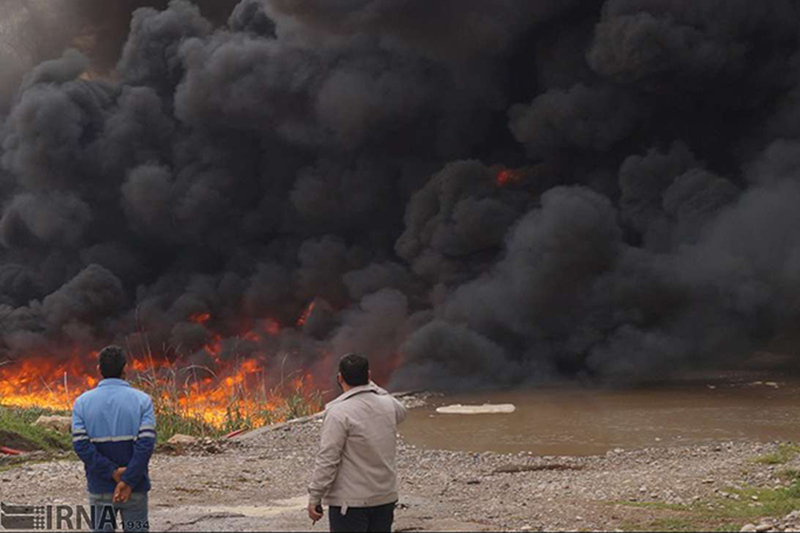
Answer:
[
  {"left": 0, "top": 332, "right": 325, "bottom": 445},
  {"left": 126, "top": 345, "right": 323, "bottom": 442}
]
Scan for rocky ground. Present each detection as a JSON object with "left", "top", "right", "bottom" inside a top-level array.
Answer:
[{"left": 3, "top": 402, "right": 800, "bottom": 531}]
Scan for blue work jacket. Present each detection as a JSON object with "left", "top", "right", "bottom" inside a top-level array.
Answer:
[{"left": 71, "top": 379, "right": 156, "bottom": 494}]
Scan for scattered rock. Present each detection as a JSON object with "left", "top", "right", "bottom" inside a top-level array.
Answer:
[
  {"left": 741, "top": 525, "right": 757, "bottom": 532},
  {"left": 33, "top": 415, "right": 72, "bottom": 433},
  {"left": 785, "top": 510, "right": 800, "bottom": 522},
  {"left": 1, "top": 411, "right": 795, "bottom": 533},
  {"left": 168, "top": 434, "right": 199, "bottom": 445},
  {"left": 493, "top": 463, "right": 582, "bottom": 474}
]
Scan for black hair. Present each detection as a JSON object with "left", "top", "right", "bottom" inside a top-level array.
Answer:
[
  {"left": 338, "top": 352, "right": 369, "bottom": 386},
  {"left": 98, "top": 345, "right": 127, "bottom": 379}
]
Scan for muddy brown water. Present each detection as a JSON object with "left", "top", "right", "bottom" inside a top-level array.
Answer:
[{"left": 400, "top": 377, "right": 800, "bottom": 456}]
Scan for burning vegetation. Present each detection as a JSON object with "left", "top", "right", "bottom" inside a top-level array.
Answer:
[{"left": 0, "top": 310, "right": 324, "bottom": 435}]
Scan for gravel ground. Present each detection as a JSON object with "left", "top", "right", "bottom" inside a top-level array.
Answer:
[{"left": 2, "top": 406, "right": 799, "bottom": 531}]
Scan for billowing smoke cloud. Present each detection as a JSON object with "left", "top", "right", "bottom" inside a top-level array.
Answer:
[
  {"left": 2, "top": 0, "right": 800, "bottom": 390},
  {"left": 0, "top": 0, "right": 241, "bottom": 113}
]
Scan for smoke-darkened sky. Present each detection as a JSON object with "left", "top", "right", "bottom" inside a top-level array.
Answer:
[{"left": 1, "top": 0, "right": 800, "bottom": 389}]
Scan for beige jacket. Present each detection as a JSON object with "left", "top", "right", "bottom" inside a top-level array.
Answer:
[{"left": 308, "top": 382, "right": 408, "bottom": 510}]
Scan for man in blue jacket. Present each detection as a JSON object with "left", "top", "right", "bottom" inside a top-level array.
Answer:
[{"left": 72, "top": 346, "right": 156, "bottom": 532}]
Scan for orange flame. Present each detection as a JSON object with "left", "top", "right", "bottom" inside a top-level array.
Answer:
[
  {"left": 189, "top": 312, "right": 211, "bottom": 324},
  {"left": 296, "top": 300, "right": 316, "bottom": 327},
  {"left": 0, "top": 314, "right": 323, "bottom": 428}
]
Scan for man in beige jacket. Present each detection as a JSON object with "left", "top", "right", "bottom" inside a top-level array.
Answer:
[{"left": 308, "top": 353, "right": 408, "bottom": 532}]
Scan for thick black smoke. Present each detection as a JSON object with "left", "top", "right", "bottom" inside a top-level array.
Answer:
[
  {"left": 2, "top": 0, "right": 800, "bottom": 390},
  {"left": 0, "top": 1, "right": 240, "bottom": 113}
]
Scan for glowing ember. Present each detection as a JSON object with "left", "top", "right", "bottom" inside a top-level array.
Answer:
[
  {"left": 189, "top": 312, "right": 211, "bottom": 324},
  {"left": 264, "top": 319, "right": 280, "bottom": 336},
  {"left": 495, "top": 167, "right": 524, "bottom": 187},
  {"left": 204, "top": 334, "right": 224, "bottom": 363},
  {"left": 296, "top": 300, "right": 316, "bottom": 327}
]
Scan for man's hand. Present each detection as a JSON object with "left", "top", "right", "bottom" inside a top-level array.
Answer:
[
  {"left": 112, "top": 467, "right": 127, "bottom": 484},
  {"left": 113, "top": 481, "right": 132, "bottom": 503},
  {"left": 308, "top": 503, "right": 323, "bottom": 524}
]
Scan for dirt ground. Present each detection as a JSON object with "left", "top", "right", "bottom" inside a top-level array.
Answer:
[{"left": 2, "top": 406, "right": 800, "bottom": 532}]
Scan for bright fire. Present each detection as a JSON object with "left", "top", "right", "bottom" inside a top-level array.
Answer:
[
  {"left": 0, "top": 354, "right": 98, "bottom": 412},
  {"left": 0, "top": 313, "right": 324, "bottom": 428}
]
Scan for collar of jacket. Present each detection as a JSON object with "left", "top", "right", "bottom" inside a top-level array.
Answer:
[
  {"left": 326, "top": 382, "right": 384, "bottom": 409},
  {"left": 96, "top": 378, "right": 131, "bottom": 388}
]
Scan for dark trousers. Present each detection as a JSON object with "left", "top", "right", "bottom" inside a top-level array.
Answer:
[
  {"left": 88, "top": 493, "right": 149, "bottom": 532},
  {"left": 329, "top": 502, "right": 396, "bottom": 532}
]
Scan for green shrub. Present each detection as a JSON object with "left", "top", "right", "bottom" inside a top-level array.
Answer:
[{"left": 0, "top": 406, "right": 71, "bottom": 452}]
